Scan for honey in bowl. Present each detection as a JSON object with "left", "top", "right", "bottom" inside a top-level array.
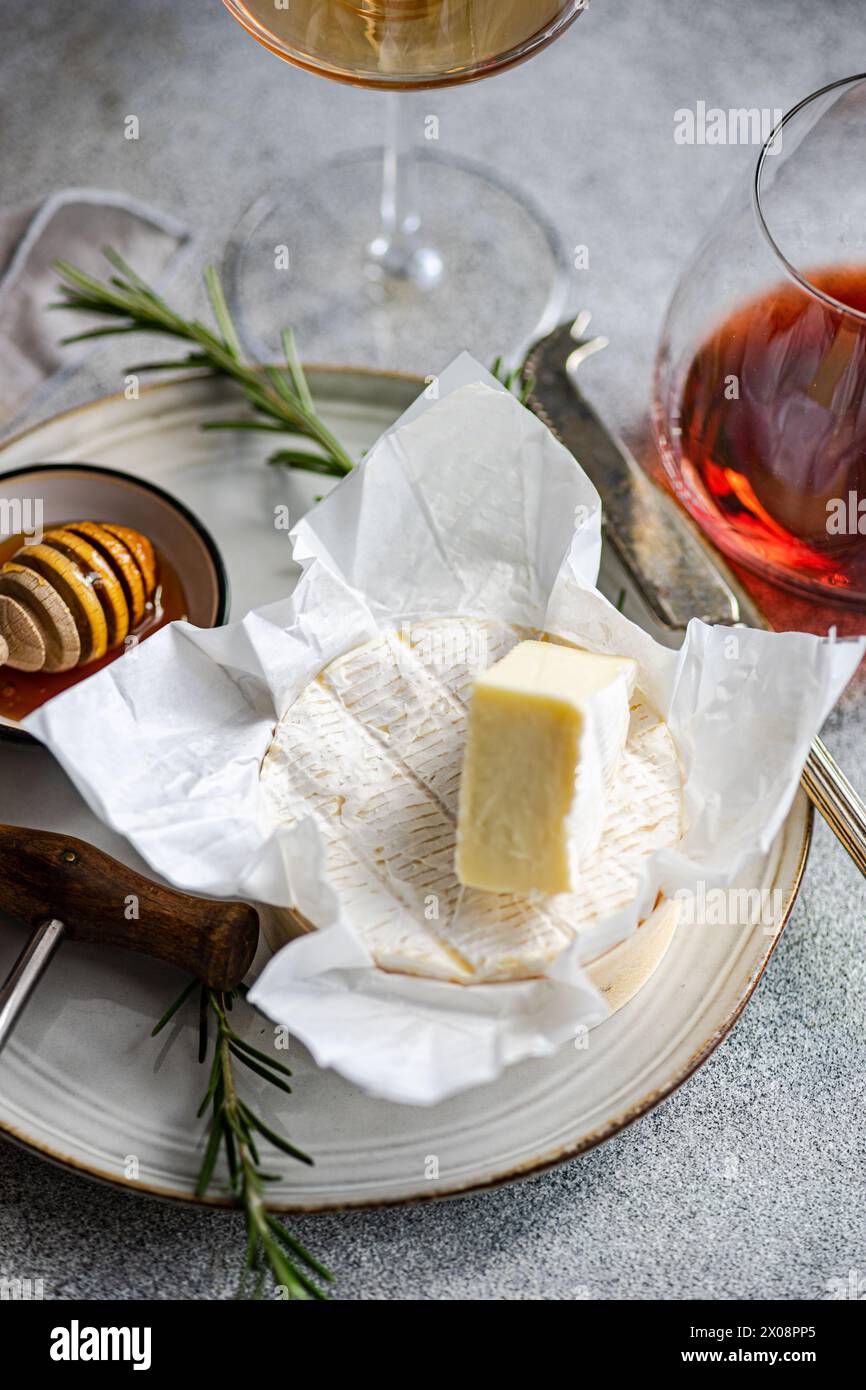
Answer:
[{"left": 0, "top": 522, "right": 188, "bottom": 723}]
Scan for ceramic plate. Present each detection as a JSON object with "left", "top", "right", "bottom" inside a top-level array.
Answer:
[{"left": 0, "top": 371, "right": 811, "bottom": 1209}]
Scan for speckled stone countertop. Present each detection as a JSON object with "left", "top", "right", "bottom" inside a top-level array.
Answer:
[{"left": 1, "top": 0, "right": 864, "bottom": 1300}]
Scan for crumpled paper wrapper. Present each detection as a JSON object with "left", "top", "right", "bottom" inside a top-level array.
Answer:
[{"left": 25, "top": 356, "right": 864, "bottom": 1104}]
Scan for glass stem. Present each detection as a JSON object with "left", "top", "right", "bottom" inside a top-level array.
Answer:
[{"left": 367, "top": 92, "right": 443, "bottom": 289}]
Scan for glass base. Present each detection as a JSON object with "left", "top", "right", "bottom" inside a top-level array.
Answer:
[{"left": 224, "top": 148, "right": 570, "bottom": 374}]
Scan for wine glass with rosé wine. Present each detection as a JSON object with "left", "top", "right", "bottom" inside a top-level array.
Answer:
[
  {"left": 655, "top": 74, "right": 866, "bottom": 607},
  {"left": 221, "top": 0, "right": 589, "bottom": 370}
]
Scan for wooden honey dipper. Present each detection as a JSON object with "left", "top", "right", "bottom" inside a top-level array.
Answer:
[{"left": 0, "top": 522, "right": 157, "bottom": 672}]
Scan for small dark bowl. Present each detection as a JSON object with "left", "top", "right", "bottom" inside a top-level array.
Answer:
[{"left": 0, "top": 462, "right": 229, "bottom": 743}]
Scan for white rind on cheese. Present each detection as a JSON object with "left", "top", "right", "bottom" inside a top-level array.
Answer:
[
  {"left": 455, "top": 641, "right": 638, "bottom": 895},
  {"left": 259, "top": 618, "right": 683, "bottom": 984}
]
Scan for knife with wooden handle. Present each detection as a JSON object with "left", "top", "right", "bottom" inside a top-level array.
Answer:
[
  {"left": 0, "top": 824, "right": 259, "bottom": 1053},
  {"left": 526, "top": 318, "right": 744, "bottom": 628},
  {"left": 525, "top": 317, "right": 866, "bottom": 879}
]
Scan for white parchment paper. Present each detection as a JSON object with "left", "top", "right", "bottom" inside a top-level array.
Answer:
[{"left": 25, "top": 355, "right": 864, "bottom": 1104}]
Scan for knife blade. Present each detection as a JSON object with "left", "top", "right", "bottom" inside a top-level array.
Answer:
[{"left": 526, "top": 318, "right": 750, "bottom": 630}]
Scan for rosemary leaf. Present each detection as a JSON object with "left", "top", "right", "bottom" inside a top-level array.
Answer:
[
  {"left": 124, "top": 355, "right": 213, "bottom": 372},
  {"left": 264, "top": 364, "right": 302, "bottom": 414},
  {"left": 197, "top": 984, "right": 209, "bottom": 1064},
  {"left": 282, "top": 328, "right": 315, "bottom": 414},
  {"left": 195, "top": 1105, "right": 224, "bottom": 1198},
  {"left": 267, "top": 1217, "right": 335, "bottom": 1284},
  {"left": 267, "top": 449, "right": 337, "bottom": 475},
  {"left": 204, "top": 265, "right": 243, "bottom": 360},
  {"left": 59, "top": 325, "right": 141, "bottom": 345},
  {"left": 225, "top": 1033, "right": 293, "bottom": 1077},
  {"left": 199, "top": 419, "right": 293, "bottom": 433},
  {"left": 196, "top": 1046, "right": 222, "bottom": 1118},
  {"left": 151, "top": 977, "right": 198, "bottom": 1036},
  {"left": 266, "top": 1240, "right": 315, "bottom": 1301},
  {"left": 244, "top": 1217, "right": 258, "bottom": 1272},
  {"left": 223, "top": 1114, "right": 238, "bottom": 1185},
  {"left": 102, "top": 244, "right": 152, "bottom": 290},
  {"left": 239, "top": 1103, "right": 313, "bottom": 1167},
  {"left": 228, "top": 1044, "right": 293, "bottom": 1095}
]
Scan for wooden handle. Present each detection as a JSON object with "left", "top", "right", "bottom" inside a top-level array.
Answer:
[{"left": 0, "top": 824, "right": 258, "bottom": 990}]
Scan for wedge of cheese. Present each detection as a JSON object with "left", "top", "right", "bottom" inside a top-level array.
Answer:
[
  {"left": 456, "top": 641, "right": 637, "bottom": 895},
  {"left": 259, "top": 619, "right": 682, "bottom": 983}
]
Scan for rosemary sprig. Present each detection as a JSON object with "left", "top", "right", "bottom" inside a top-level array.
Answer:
[
  {"left": 53, "top": 249, "right": 534, "bottom": 482},
  {"left": 490, "top": 354, "right": 536, "bottom": 406},
  {"left": 153, "top": 981, "right": 333, "bottom": 1301},
  {"left": 53, "top": 249, "right": 537, "bottom": 472},
  {"left": 51, "top": 248, "right": 355, "bottom": 479}
]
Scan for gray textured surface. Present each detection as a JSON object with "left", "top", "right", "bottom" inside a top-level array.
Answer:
[{"left": 1, "top": 0, "right": 865, "bottom": 1301}]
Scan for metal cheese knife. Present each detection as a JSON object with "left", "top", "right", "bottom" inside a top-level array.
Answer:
[{"left": 525, "top": 316, "right": 866, "bottom": 878}]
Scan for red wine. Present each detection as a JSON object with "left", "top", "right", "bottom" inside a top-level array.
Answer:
[{"left": 678, "top": 265, "right": 866, "bottom": 595}]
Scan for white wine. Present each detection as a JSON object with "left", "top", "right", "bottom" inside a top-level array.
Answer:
[{"left": 227, "top": 0, "right": 578, "bottom": 87}]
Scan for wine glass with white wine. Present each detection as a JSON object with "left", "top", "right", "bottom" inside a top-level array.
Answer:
[{"left": 221, "top": 0, "right": 589, "bottom": 369}]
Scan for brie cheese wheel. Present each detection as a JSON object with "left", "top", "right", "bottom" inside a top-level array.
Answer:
[
  {"left": 456, "top": 641, "right": 638, "bottom": 895},
  {"left": 259, "top": 618, "right": 684, "bottom": 984}
]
